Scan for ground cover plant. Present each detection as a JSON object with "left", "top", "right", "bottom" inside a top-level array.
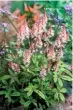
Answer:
[{"left": 0, "top": 1, "right": 72, "bottom": 110}]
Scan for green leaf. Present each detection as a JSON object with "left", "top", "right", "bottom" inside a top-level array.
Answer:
[
  {"left": 35, "top": 90, "right": 46, "bottom": 100},
  {"left": 27, "top": 90, "right": 33, "bottom": 97},
  {"left": 11, "top": 92, "right": 20, "bottom": 96},
  {"left": 6, "top": 54, "right": 13, "bottom": 61},
  {"left": 20, "top": 98, "right": 31, "bottom": 108},
  {"left": 32, "top": 99, "right": 37, "bottom": 106},
  {"left": 53, "top": 88, "right": 57, "bottom": 93},
  {"left": 61, "top": 75, "right": 72, "bottom": 81},
  {"left": 24, "top": 84, "right": 33, "bottom": 91},
  {"left": 1, "top": 75, "right": 10, "bottom": 80},
  {"left": 8, "top": 69, "right": 13, "bottom": 75},
  {"left": 60, "top": 88, "right": 67, "bottom": 93},
  {"left": 58, "top": 79, "right": 63, "bottom": 87},
  {"left": 24, "top": 84, "right": 37, "bottom": 96},
  {"left": 10, "top": 78, "right": 15, "bottom": 84},
  {"left": 54, "top": 77, "right": 57, "bottom": 83},
  {"left": 58, "top": 68, "right": 65, "bottom": 74},
  {"left": 53, "top": 72, "right": 58, "bottom": 83},
  {"left": 38, "top": 103, "right": 44, "bottom": 110},
  {"left": 27, "top": 69, "right": 34, "bottom": 75},
  {"left": 24, "top": 84, "right": 37, "bottom": 92},
  {"left": 17, "top": 50, "right": 23, "bottom": 57},
  {"left": 54, "top": 92, "right": 58, "bottom": 100},
  {"left": 11, "top": 1, "right": 24, "bottom": 14},
  {"left": 65, "top": 69, "right": 72, "bottom": 77},
  {"left": 0, "top": 91, "right": 5, "bottom": 95},
  {"left": 24, "top": 101, "right": 31, "bottom": 108},
  {"left": 59, "top": 93, "right": 65, "bottom": 102}
]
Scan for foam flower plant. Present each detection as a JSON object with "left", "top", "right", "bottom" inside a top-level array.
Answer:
[{"left": 0, "top": 6, "right": 72, "bottom": 110}]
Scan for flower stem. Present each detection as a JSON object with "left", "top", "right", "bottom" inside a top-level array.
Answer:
[{"left": 4, "top": 13, "right": 18, "bottom": 32}]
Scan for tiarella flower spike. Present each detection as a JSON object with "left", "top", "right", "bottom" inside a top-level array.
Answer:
[
  {"left": 9, "top": 62, "right": 20, "bottom": 72},
  {"left": 23, "top": 49, "right": 32, "bottom": 66}
]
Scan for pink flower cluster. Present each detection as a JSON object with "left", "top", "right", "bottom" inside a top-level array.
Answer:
[
  {"left": 55, "top": 25, "right": 69, "bottom": 59},
  {"left": 9, "top": 12, "right": 69, "bottom": 77},
  {"left": 9, "top": 62, "right": 20, "bottom": 72},
  {"left": 47, "top": 45, "right": 55, "bottom": 60},
  {"left": 23, "top": 49, "right": 32, "bottom": 66},
  {"left": 17, "top": 19, "right": 30, "bottom": 44},
  {"left": 55, "top": 25, "right": 69, "bottom": 48},
  {"left": 31, "top": 13, "right": 48, "bottom": 37}
]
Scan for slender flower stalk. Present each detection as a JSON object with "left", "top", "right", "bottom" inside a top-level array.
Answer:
[{"left": 0, "top": 8, "right": 18, "bottom": 18}]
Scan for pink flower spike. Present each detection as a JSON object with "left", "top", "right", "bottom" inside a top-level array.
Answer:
[
  {"left": 47, "top": 45, "right": 55, "bottom": 59},
  {"left": 23, "top": 49, "right": 32, "bottom": 66},
  {"left": 17, "top": 19, "right": 30, "bottom": 45},
  {"left": 40, "top": 65, "right": 47, "bottom": 79},
  {"left": 29, "top": 43, "right": 35, "bottom": 53},
  {"left": 9, "top": 62, "right": 20, "bottom": 72},
  {"left": 62, "top": 26, "right": 69, "bottom": 43}
]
